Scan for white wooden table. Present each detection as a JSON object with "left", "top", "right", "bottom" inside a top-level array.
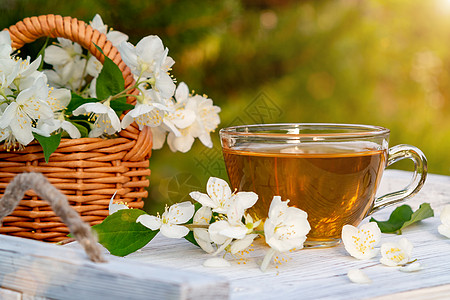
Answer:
[{"left": 0, "top": 169, "right": 449, "bottom": 299}]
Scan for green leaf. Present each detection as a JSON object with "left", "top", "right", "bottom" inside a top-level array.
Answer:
[
  {"left": 94, "top": 44, "right": 125, "bottom": 101},
  {"left": 33, "top": 132, "right": 61, "bottom": 163},
  {"left": 65, "top": 93, "right": 100, "bottom": 114},
  {"left": 370, "top": 203, "right": 434, "bottom": 234},
  {"left": 400, "top": 203, "right": 434, "bottom": 231},
  {"left": 92, "top": 209, "right": 158, "bottom": 257}
]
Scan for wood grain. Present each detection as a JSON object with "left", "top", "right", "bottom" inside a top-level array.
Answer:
[{"left": 0, "top": 234, "right": 229, "bottom": 299}]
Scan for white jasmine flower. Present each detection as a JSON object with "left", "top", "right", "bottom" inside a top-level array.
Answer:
[
  {"left": 118, "top": 36, "right": 176, "bottom": 101},
  {"left": 380, "top": 238, "right": 414, "bottom": 266},
  {"left": 136, "top": 202, "right": 195, "bottom": 239},
  {"left": 43, "top": 57, "right": 86, "bottom": 90},
  {"left": 264, "top": 196, "right": 310, "bottom": 253},
  {"left": 438, "top": 204, "right": 450, "bottom": 238},
  {"left": 44, "top": 38, "right": 83, "bottom": 66},
  {"left": 347, "top": 269, "right": 372, "bottom": 284},
  {"left": 189, "top": 177, "right": 234, "bottom": 214},
  {"left": 118, "top": 35, "right": 174, "bottom": 79},
  {"left": 184, "top": 94, "right": 221, "bottom": 147},
  {"left": 121, "top": 102, "right": 166, "bottom": 130},
  {"left": 167, "top": 91, "right": 220, "bottom": 152},
  {"left": 121, "top": 89, "right": 169, "bottom": 130},
  {"left": 44, "top": 38, "right": 86, "bottom": 90},
  {"left": 341, "top": 222, "right": 381, "bottom": 260},
  {"left": 0, "top": 75, "right": 53, "bottom": 145},
  {"left": 261, "top": 196, "right": 310, "bottom": 272},
  {"left": 108, "top": 191, "right": 129, "bottom": 215},
  {"left": 73, "top": 101, "right": 121, "bottom": 137},
  {"left": 198, "top": 183, "right": 258, "bottom": 256},
  {"left": 203, "top": 257, "right": 231, "bottom": 268},
  {"left": 38, "top": 87, "right": 81, "bottom": 138}
]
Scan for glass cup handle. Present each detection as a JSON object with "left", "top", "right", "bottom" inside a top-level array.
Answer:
[{"left": 370, "top": 144, "right": 428, "bottom": 214}]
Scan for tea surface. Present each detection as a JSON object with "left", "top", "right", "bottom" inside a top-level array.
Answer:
[{"left": 223, "top": 143, "right": 387, "bottom": 242}]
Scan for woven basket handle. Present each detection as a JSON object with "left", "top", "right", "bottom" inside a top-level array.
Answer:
[{"left": 6, "top": 14, "right": 152, "bottom": 161}]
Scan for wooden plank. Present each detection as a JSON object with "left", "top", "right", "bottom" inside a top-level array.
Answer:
[
  {"left": 0, "top": 288, "right": 21, "bottom": 300},
  {"left": 0, "top": 234, "right": 229, "bottom": 300}
]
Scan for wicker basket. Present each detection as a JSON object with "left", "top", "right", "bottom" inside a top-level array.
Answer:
[{"left": 0, "top": 15, "right": 152, "bottom": 242}]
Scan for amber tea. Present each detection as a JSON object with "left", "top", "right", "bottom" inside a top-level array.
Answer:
[
  {"left": 223, "top": 143, "right": 387, "bottom": 244},
  {"left": 220, "top": 123, "right": 427, "bottom": 247}
]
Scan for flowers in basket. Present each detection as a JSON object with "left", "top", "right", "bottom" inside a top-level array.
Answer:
[{"left": 0, "top": 14, "right": 220, "bottom": 159}]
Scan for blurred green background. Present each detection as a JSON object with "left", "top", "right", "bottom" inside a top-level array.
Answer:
[{"left": 2, "top": 0, "right": 450, "bottom": 213}]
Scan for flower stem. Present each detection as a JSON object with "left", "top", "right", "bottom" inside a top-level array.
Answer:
[{"left": 184, "top": 224, "right": 209, "bottom": 230}]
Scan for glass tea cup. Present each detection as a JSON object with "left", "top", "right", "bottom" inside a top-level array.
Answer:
[{"left": 219, "top": 123, "right": 427, "bottom": 247}]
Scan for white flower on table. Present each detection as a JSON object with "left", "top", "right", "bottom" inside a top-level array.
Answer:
[
  {"left": 261, "top": 196, "right": 311, "bottom": 272},
  {"left": 73, "top": 100, "right": 121, "bottom": 137},
  {"left": 136, "top": 201, "right": 195, "bottom": 239},
  {"left": 341, "top": 222, "right": 381, "bottom": 260},
  {"left": 380, "top": 238, "right": 414, "bottom": 267},
  {"left": 438, "top": 204, "right": 450, "bottom": 238}
]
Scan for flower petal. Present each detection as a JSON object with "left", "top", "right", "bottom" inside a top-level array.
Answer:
[
  {"left": 230, "top": 234, "right": 257, "bottom": 254},
  {"left": 206, "top": 177, "right": 232, "bottom": 213},
  {"left": 234, "top": 192, "right": 258, "bottom": 211},
  {"left": 166, "top": 201, "right": 195, "bottom": 224},
  {"left": 175, "top": 82, "right": 189, "bottom": 103},
  {"left": 193, "top": 206, "right": 212, "bottom": 225},
  {"left": 203, "top": 257, "right": 231, "bottom": 268},
  {"left": 160, "top": 223, "right": 189, "bottom": 239},
  {"left": 189, "top": 191, "right": 216, "bottom": 208},
  {"left": 438, "top": 224, "right": 450, "bottom": 238},
  {"left": 193, "top": 229, "right": 215, "bottom": 254},
  {"left": 208, "top": 220, "right": 232, "bottom": 245},
  {"left": 61, "top": 121, "right": 81, "bottom": 139},
  {"left": 440, "top": 204, "right": 450, "bottom": 226},
  {"left": 399, "top": 262, "right": 422, "bottom": 272},
  {"left": 136, "top": 214, "right": 161, "bottom": 231},
  {"left": 347, "top": 269, "right": 372, "bottom": 284}
]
